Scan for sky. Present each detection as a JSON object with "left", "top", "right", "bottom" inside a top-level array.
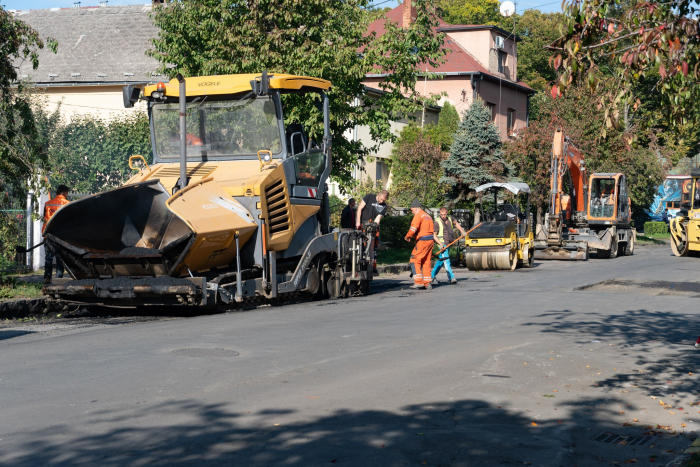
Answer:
[{"left": 5, "top": 0, "right": 563, "bottom": 14}]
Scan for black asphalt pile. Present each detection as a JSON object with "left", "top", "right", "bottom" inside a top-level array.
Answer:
[{"left": 119, "top": 247, "right": 161, "bottom": 255}]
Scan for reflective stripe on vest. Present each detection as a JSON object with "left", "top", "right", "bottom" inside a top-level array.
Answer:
[{"left": 437, "top": 216, "right": 453, "bottom": 242}]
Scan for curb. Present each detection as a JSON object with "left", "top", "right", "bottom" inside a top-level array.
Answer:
[
  {"left": 685, "top": 436, "right": 700, "bottom": 454},
  {"left": 0, "top": 297, "right": 58, "bottom": 320},
  {"left": 376, "top": 263, "right": 411, "bottom": 275}
]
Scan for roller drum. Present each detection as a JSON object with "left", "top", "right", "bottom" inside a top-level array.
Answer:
[{"left": 463, "top": 248, "right": 517, "bottom": 271}]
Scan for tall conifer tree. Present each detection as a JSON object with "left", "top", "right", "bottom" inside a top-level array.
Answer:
[{"left": 440, "top": 98, "right": 510, "bottom": 218}]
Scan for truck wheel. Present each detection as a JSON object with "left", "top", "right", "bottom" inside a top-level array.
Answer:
[
  {"left": 624, "top": 234, "right": 634, "bottom": 256},
  {"left": 597, "top": 236, "right": 617, "bottom": 259},
  {"left": 609, "top": 236, "right": 619, "bottom": 259}
]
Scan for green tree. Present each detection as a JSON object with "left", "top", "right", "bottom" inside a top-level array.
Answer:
[
  {"left": 551, "top": 0, "right": 700, "bottom": 134},
  {"left": 501, "top": 11, "right": 563, "bottom": 92},
  {"left": 441, "top": 98, "right": 510, "bottom": 218},
  {"left": 506, "top": 84, "right": 663, "bottom": 220},
  {"left": 426, "top": 101, "right": 459, "bottom": 151},
  {"left": 49, "top": 113, "right": 152, "bottom": 194},
  {"left": 503, "top": 118, "right": 556, "bottom": 226},
  {"left": 0, "top": 7, "right": 57, "bottom": 196},
  {"left": 437, "top": 0, "right": 500, "bottom": 25},
  {"left": 390, "top": 125, "right": 447, "bottom": 208},
  {"left": 148, "top": 0, "right": 447, "bottom": 190}
]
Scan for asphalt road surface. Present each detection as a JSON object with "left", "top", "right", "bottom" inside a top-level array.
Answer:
[{"left": 1, "top": 243, "right": 699, "bottom": 466}]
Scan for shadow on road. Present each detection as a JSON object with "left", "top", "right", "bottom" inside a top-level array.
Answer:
[
  {"left": 6, "top": 396, "right": 687, "bottom": 466},
  {"left": 524, "top": 308, "right": 700, "bottom": 398},
  {"left": 0, "top": 329, "right": 34, "bottom": 340}
]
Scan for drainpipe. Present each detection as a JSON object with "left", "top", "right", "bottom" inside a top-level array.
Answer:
[
  {"left": 176, "top": 73, "right": 187, "bottom": 191},
  {"left": 471, "top": 73, "right": 483, "bottom": 100},
  {"left": 526, "top": 93, "right": 531, "bottom": 128}
]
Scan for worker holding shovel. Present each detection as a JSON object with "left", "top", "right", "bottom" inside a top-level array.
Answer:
[
  {"left": 404, "top": 199, "right": 435, "bottom": 290},
  {"left": 431, "top": 207, "right": 466, "bottom": 284}
]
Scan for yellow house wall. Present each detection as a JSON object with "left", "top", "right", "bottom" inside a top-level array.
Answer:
[{"left": 38, "top": 84, "right": 148, "bottom": 120}]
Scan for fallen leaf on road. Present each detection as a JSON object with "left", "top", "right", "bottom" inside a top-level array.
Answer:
[
  {"left": 669, "top": 412, "right": 676, "bottom": 415},
  {"left": 689, "top": 372, "right": 693, "bottom": 375},
  {"left": 274, "top": 423, "right": 280, "bottom": 426},
  {"left": 524, "top": 462, "right": 532, "bottom": 465},
  {"left": 619, "top": 411, "right": 626, "bottom": 414},
  {"left": 422, "top": 462, "right": 427, "bottom": 465},
  {"left": 531, "top": 422, "right": 538, "bottom": 426},
  {"left": 416, "top": 433, "right": 425, "bottom": 436},
  {"left": 558, "top": 420, "right": 562, "bottom": 423},
  {"left": 622, "top": 423, "right": 633, "bottom": 426},
  {"left": 624, "top": 459, "right": 638, "bottom": 464},
  {"left": 553, "top": 390, "right": 558, "bottom": 392},
  {"left": 620, "top": 391, "right": 628, "bottom": 393},
  {"left": 632, "top": 419, "right": 639, "bottom": 422},
  {"left": 543, "top": 394, "right": 555, "bottom": 398},
  {"left": 331, "top": 460, "right": 337, "bottom": 464},
  {"left": 523, "top": 363, "right": 527, "bottom": 365},
  {"left": 681, "top": 423, "right": 687, "bottom": 427},
  {"left": 598, "top": 372, "right": 602, "bottom": 375},
  {"left": 614, "top": 368, "right": 617, "bottom": 371},
  {"left": 381, "top": 444, "right": 385, "bottom": 448},
  {"left": 586, "top": 365, "right": 590, "bottom": 368},
  {"left": 550, "top": 358, "right": 554, "bottom": 360}
]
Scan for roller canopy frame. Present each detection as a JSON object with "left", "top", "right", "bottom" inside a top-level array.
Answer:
[{"left": 475, "top": 182, "right": 531, "bottom": 195}]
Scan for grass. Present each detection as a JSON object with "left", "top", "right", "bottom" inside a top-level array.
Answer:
[
  {"left": 685, "top": 452, "right": 700, "bottom": 467},
  {"left": 377, "top": 248, "right": 412, "bottom": 265},
  {"left": 636, "top": 234, "right": 669, "bottom": 245},
  {"left": 376, "top": 246, "right": 461, "bottom": 265},
  {"left": 0, "top": 276, "right": 44, "bottom": 301}
]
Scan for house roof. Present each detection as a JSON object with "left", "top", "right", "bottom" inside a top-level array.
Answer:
[
  {"left": 13, "top": 5, "right": 161, "bottom": 85},
  {"left": 366, "top": 5, "right": 533, "bottom": 92}
]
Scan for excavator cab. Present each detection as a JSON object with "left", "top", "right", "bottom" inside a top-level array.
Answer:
[{"left": 587, "top": 173, "right": 631, "bottom": 225}]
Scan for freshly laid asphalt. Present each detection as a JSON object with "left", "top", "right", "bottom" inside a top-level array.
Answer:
[{"left": 1, "top": 243, "right": 699, "bottom": 466}]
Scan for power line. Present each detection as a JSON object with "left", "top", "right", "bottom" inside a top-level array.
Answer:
[{"left": 523, "top": 0, "right": 562, "bottom": 11}]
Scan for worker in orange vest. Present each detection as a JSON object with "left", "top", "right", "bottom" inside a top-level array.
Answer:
[
  {"left": 404, "top": 199, "right": 434, "bottom": 290},
  {"left": 43, "top": 185, "right": 71, "bottom": 284}
]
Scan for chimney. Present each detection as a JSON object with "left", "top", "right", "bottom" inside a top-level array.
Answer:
[{"left": 403, "top": 0, "right": 416, "bottom": 28}]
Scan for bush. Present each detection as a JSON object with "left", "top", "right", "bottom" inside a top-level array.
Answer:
[
  {"left": 643, "top": 221, "right": 669, "bottom": 235},
  {"left": 380, "top": 214, "right": 414, "bottom": 249}
]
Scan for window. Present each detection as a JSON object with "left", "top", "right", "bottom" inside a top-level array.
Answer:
[
  {"left": 497, "top": 51, "right": 507, "bottom": 74},
  {"left": 152, "top": 96, "right": 282, "bottom": 159},
  {"left": 376, "top": 161, "right": 388, "bottom": 185},
  {"left": 486, "top": 103, "right": 496, "bottom": 122},
  {"left": 507, "top": 108, "right": 516, "bottom": 135}
]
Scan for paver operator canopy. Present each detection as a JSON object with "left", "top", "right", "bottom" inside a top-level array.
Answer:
[{"left": 43, "top": 72, "right": 336, "bottom": 284}]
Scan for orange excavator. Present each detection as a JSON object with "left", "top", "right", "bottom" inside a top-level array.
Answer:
[{"left": 534, "top": 128, "right": 635, "bottom": 260}]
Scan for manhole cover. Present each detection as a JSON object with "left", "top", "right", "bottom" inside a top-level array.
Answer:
[
  {"left": 594, "top": 433, "right": 652, "bottom": 446},
  {"left": 172, "top": 348, "right": 240, "bottom": 358}
]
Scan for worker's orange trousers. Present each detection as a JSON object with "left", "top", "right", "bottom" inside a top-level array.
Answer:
[{"left": 411, "top": 240, "right": 434, "bottom": 286}]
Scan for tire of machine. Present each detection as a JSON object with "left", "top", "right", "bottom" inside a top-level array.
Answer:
[
  {"left": 623, "top": 233, "right": 635, "bottom": 256},
  {"left": 520, "top": 243, "right": 534, "bottom": 268},
  {"left": 671, "top": 227, "right": 689, "bottom": 257}
]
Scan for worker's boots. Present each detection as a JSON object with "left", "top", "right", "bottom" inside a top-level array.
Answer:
[
  {"left": 450, "top": 278, "right": 457, "bottom": 284},
  {"left": 409, "top": 284, "right": 425, "bottom": 290}
]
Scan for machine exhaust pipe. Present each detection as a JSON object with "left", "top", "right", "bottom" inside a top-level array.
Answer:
[{"left": 176, "top": 73, "right": 187, "bottom": 191}]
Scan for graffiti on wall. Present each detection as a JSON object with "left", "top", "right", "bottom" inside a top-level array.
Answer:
[{"left": 647, "top": 177, "right": 690, "bottom": 220}]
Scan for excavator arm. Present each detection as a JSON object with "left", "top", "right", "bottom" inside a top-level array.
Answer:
[{"left": 547, "top": 128, "right": 587, "bottom": 246}]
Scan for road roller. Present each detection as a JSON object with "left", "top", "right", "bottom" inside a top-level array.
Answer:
[
  {"left": 461, "top": 182, "right": 535, "bottom": 271},
  {"left": 670, "top": 169, "right": 700, "bottom": 257}
]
